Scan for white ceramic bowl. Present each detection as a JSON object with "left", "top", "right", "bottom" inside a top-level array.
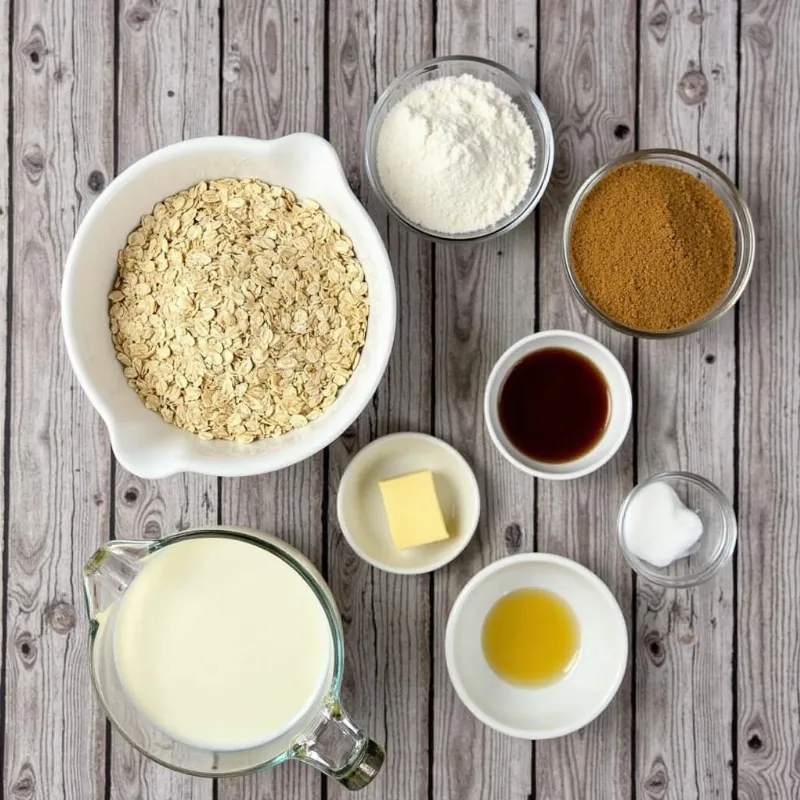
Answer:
[
  {"left": 337, "top": 433, "right": 480, "bottom": 574},
  {"left": 445, "top": 553, "right": 628, "bottom": 739},
  {"left": 62, "top": 134, "right": 396, "bottom": 478},
  {"left": 484, "top": 330, "right": 632, "bottom": 480}
]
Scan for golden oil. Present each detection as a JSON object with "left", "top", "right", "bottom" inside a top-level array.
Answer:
[{"left": 481, "top": 588, "right": 580, "bottom": 686}]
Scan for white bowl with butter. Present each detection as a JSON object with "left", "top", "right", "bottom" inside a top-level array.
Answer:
[{"left": 336, "top": 433, "right": 480, "bottom": 574}]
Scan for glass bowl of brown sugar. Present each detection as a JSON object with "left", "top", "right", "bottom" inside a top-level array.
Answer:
[{"left": 561, "top": 149, "right": 755, "bottom": 338}]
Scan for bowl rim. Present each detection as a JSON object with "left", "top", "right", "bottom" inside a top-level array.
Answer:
[
  {"left": 364, "top": 54, "right": 555, "bottom": 243},
  {"left": 561, "top": 147, "right": 756, "bottom": 339},
  {"left": 617, "top": 470, "right": 738, "bottom": 588},
  {"left": 335, "top": 432, "right": 481, "bottom": 575},
  {"left": 444, "top": 552, "right": 629, "bottom": 740},
  {"left": 483, "top": 330, "right": 633, "bottom": 480},
  {"left": 61, "top": 133, "right": 397, "bottom": 478}
]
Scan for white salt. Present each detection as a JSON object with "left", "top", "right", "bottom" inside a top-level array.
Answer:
[{"left": 623, "top": 481, "right": 704, "bottom": 568}]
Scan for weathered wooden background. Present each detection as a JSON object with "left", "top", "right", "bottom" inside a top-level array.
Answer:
[{"left": 1, "top": 0, "right": 798, "bottom": 798}]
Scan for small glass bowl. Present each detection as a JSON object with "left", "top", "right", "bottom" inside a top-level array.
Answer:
[
  {"left": 618, "top": 472, "right": 737, "bottom": 588},
  {"left": 364, "top": 55, "right": 554, "bottom": 243},
  {"left": 562, "top": 149, "right": 755, "bottom": 338}
]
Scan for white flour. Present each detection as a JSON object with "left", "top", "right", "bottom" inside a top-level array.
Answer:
[{"left": 376, "top": 74, "right": 536, "bottom": 234}]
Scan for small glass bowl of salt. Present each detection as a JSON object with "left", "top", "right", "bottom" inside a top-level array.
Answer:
[{"left": 617, "top": 472, "right": 737, "bottom": 588}]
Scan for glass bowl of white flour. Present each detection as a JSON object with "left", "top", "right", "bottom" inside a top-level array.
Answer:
[{"left": 365, "top": 55, "right": 554, "bottom": 242}]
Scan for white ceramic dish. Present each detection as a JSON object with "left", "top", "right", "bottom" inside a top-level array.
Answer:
[
  {"left": 62, "top": 134, "right": 396, "bottom": 479},
  {"left": 336, "top": 433, "right": 480, "bottom": 575},
  {"left": 484, "top": 330, "right": 632, "bottom": 480},
  {"left": 445, "top": 553, "right": 628, "bottom": 739}
]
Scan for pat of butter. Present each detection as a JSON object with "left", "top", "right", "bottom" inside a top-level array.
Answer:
[{"left": 378, "top": 470, "right": 450, "bottom": 550}]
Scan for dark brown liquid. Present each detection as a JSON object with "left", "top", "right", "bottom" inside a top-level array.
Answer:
[{"left": 498, "top": 347, "right": 610, "bottom": 463}]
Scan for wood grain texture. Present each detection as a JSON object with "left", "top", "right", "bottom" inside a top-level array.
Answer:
[
  {"left": 5, "top": 2, "right": 800, "bottom": 798},
  {"left": 431, "top": 3, "right": 538, "bottom": 799},
  {"left": 112, "top": 1, "right": 220, "bottom": 798},
  {"left": 0, "top": 4, "right": 8, "bottom": 762},
  {"left": 737, "top": 1, "right": 800, "bottom": 797},
  {"left": 537, "top": 1, "right": 636, "bottom": 797},
  {"left": 3, "top": 1, "right": 113, "bottom": 798},
  {"left": 636, "top": 2, "right": 736, "bottom": 797},
  {"left": 326, "top": 0, "right": 434, "bottom": 798},
  {"left": 218, "top": 1, "right": 325, "bottom": 798}
]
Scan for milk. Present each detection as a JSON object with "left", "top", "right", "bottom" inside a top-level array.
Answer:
[{"left": 112, "top": 536, "right": 333, "bottom": 751}]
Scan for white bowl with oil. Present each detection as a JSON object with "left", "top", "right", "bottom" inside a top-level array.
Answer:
[{"left": 445, "top": 553, "right": 628, "bottom": 739}]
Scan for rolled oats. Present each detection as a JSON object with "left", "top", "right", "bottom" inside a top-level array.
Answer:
[{"left": 109, "top": 178, "right": 369, "bottom": 441}]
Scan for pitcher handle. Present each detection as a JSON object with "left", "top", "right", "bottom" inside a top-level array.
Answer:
[{"left": 292, "top": 697, "right": 384, "bottom": 791}]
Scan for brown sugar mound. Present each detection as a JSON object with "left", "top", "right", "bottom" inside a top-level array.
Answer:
[{"left": 569, "top": 163, "right": 735, "bottom": 332}]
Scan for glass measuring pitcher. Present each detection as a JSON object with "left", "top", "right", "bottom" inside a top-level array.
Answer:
[{"left": 83, "top": 526, "right": 384, "bottom": 789}]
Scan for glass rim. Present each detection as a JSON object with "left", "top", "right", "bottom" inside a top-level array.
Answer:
[
  {"left": 561, "top": 148, "right": 756, "bottom": 339},
  {"left": 617, "top": 471, "right": 737, "bottom": 588},
  {"left": 87, "top": 527, "right": 344, "bottom": 778},
  {"left": 364, "top": 54, "right": 555, "bottom": 243}
]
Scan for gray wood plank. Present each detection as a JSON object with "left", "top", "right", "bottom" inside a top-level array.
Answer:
[
  {"left": 536, "top": 1, "right": 636, "bottom": 797},
  {"left": 112, "top": 1, "right": 220, "bottom": 798},
  {"left": 326, "top": 1, "right": 434, "bottom": 799},
  {"left": 635, "top": 2, "right": 737, "bottom": 797},
  {"left": 3, "top": 1, "right": 113, "bottom": 797},
  {"left": 431, "top": 4, "right": 538, "bottom": 799},
  {"left": 737, "top": 1, "right": 800, "bottom": 797},
  {"left": 0, "top": 7, "right": 8, "bottom": 757},
  {"left": 218, "top": 1, "right": 326, "bottom": 798}
]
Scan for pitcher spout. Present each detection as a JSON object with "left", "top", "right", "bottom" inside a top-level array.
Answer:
[{"left": 82, "top": 540, "right": 154, "bottom": 623}]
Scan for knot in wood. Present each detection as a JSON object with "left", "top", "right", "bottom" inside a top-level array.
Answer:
[
  {"left": 223, "top": 44, "right": 241, "bottom": 83},
  {"left": 87, "top": 170, "right": 106, "bottom": 193},
  {"left": 340, "top": 26, "right": 359, "bottom": 72},
  {"left": 144, "top": 520, "right": 161, "bottom": 539},
  {"left": 346, "top": 166, "right": 361, "bottom": 198},
  {"left": 11, "top": 763, "right": 35, "bottom": 800},
  {"left": 747, "top": 732, "right": 764, "bottom": 751},
  {"left": 125, "top": 1, "right": 155, "bottom": 31},
  {"left": 46, "top": 601, "right": 76, "bottom": 634},
  {"left": 16, "top": 632, "right": 36, "bottom": 667},
  {"left": 647, "top": 6, "right": 670, "bottom": 43},
  {"left": 678, "top": 70, "right": 708, "bottom": 106},
  {"left": 340, "top": 422, "right": 357, "bottom": 449},
  {"left": 504, "top": 523, "right": 522, "bottom": 552},
  {"left": 644, "top": 757, "right": 669, "bottom": 799},
  {"left": 688, "top": 7, "right": 709, "bottom": 25},
  {"left": 643, "top": 629, "right": 666, "bottom": 666},
  {"left": 21, "top": 144, "right": 44, "bottom": 184},
  {"left": 21, "top": 24, "right": 46, "bottom": 72},
  {"left": 747, "top": 22, "right": 774, "bottom": 53},
  {"left": 265, "top": 20, "right": 279, "bottom": 73},
  {"left": 123, "top": 487, "right": 139, "bottom": 503}
]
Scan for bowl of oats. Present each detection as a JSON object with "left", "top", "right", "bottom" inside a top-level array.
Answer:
[{"left": 62, "top": 134, "right": 396, "bottom": 478}]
